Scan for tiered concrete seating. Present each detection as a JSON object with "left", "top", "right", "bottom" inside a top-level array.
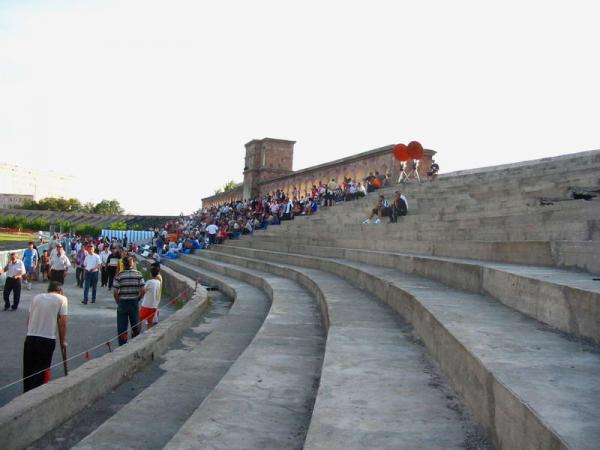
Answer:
[
  {"left": 165, "top": 254, "right": 325, "bottom": 449},
  {"left": 73, "top": 266, "right": 270, "bottom": 449},
  {"left": 173, "top": 253, "right": 488, "bottom": 449},
  {"left": 201, "top": 150, "right": 600, "bottom": 449}
]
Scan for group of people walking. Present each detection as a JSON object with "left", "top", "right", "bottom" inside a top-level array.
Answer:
[{"left": 2, "top": 236, "right": 163, "bottom": 394}]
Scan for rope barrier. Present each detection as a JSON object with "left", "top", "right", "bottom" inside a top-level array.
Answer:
[{"left": 0, "top": 273, "right": 205, "bottom": 394}]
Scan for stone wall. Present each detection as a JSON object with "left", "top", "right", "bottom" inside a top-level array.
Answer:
[
  {"left": 259, "top": 145, "right": 406, "bottom": 199},
  {"left": 201, "top": 140, "right": 437, "bottom": 207},
  {"left": 201, "top": 186, "right": 243, "bottom": 209}
]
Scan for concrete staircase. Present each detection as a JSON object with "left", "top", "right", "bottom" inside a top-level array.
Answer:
[
  {"left": 27, "top": 150, "right": 599, "bottom": 449},
  {"left": 202, "top": 150, "right": 598, "bottom": 449}
]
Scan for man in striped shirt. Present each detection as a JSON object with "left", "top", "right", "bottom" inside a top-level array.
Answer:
[{"left": 113, "top": 256, "right": 145, "bottom": 346}]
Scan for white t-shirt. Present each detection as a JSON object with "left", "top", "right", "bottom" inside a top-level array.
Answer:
[
  {"left": 100, "top": 250, "right": 110, "bottom": 264},
  {"left": 27, "top": 293, "right": 68, "bottom": 339},
  {"left": 206, "top": 224, "right": 218, "bottom": 235},
  {"left": 141, "top": 279, "right": 161, "bottom": 309},
  {"left": 84, "top": 253, "right": 102, "bottom": 271}
]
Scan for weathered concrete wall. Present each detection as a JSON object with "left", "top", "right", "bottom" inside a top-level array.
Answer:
[
  {"left": 0, "top": 262, "right": 208, "bottom": 450},
  {"left": 201, "top": 186, "right": 243, "bottom": 209},
  {"left": 201, "top": 139, "right": 438, "bottom": 206}
]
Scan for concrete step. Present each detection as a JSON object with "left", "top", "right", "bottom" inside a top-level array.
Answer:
[
  {"left": 266, "top": 210, "right": 600, "bottom": 241},
  {"left": 281, "top": 201, "right": 600, "bottom": 232},
  {"left": 300, "top": 199, "right": 599, "bottom": 225},
  {"left": 238, "top": 233, "right": 600, "bottom": 273},
  {"left": 165, "top": 254, "right": 325, "bottom": 449},
  {"left": 72, "top": 263, "right": 270, "bottom": 450},
  {"left": 218, "top": 243, "right": 600, "bottom": 344},
  {"left": 184, "top": 253, "right": 489, "bottom": 449},
  {"left": 204, "top": 248, "right": 600, "bottom": 450}
]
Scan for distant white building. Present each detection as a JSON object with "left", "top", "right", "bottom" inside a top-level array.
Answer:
[
  {"left": 0, "top": 163, "right": 76, "bottom": 202},
  {"left": 0, "top": 193, "right": 34, "bottom": 209}
]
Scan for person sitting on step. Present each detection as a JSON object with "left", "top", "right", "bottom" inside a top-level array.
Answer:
[
  {"left": 363, "top": 194, "right": 391, "bottom": 224},
  {"left": 390, "top": 191, "right": 408, "bottom": 223}
]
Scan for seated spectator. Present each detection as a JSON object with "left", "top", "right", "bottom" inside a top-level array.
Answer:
[
  {"left": 357, "top": 182, "right": 367, "bottom": 197},
  {"left": 363, "top": 195, "right": 391, "bottom": 224},
  {"left": 390, "top": 191, "right": 408, "bottom": 223},
  {"left": 428, "top": 160, "right": 440, "bottom": 181}
]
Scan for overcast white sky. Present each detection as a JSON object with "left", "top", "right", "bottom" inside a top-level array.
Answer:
[{"left": 1, "top": 0, "right": 598, "bottom": 215}]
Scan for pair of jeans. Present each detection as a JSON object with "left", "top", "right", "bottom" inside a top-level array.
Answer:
[
  {"left": 83, "top": 271, "right": 99, "bottom": 303},
  {"left": 107, "top": 266, "right": 117, "bottom": 289},
  {"left": 117, "top": 300, "right": 141, "bottom": 346},
  {"left": 76, "top": 267, "right": 84, "bottom": 287},
  {"left": 3, "top": 277, "right": 21, "bottom": 309},
  {"left": 23, "top": 335, "right": 55, "bottom": 392},
  {"left": 101, "top": 266, "right": 108, "bottom": 286}
]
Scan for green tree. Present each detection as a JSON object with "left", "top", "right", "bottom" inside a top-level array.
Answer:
[
  {"left": 223, "top": 180, "right": 238, "bottom": 192},
  {"left": 82, "top": 202, "right": 96, "bottom": 213},
  {"left": 109, "top": 221, "right": 128, "bottom": 231},
  {"left": 93, "top": 199, "right": 124, "bottom": 215}
]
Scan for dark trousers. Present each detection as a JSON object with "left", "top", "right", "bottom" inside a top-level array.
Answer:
[
  {"left": 83, "top": 271, "right": 99, "bottom": 303},
  {"left": 76, "top": 267, "right": 84, "bottom": 287},
  {"left": 391, "top": 203, "right": 407, "bottom": 223},
  {"left": 49, "top": 269, "right": 66, "bottom": 284},
  {"left": 101, "top": 266, "right": 108, "bottom": 286},
  {"left": 3, "top": 277, "right": 21, "bottom": 309},
  {"left": 23, "top": 335, "right": 55, "bottom": 392},
  {"left": 117, "top": 300, "right": 141, "bottom": 346},
  {"left": 107, "top": 267, "right": 117, "bottom": 289}
]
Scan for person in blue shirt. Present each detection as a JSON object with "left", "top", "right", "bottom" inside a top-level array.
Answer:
[{"left": 22, "top": 242, "right": 38, "bottom": 290}]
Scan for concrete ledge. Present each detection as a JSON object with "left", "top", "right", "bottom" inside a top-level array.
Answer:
[
  {"left": 165, "top": 254, "right": 324, "bottom": 449},
  {"left": 0, "top": 264, "right": 208, "bottom": 450},
  {"left": 206, "top": 247, "right": 600, "bottom": 449},
  {"left": 221, "top": 244, "right": 600, "bottom": 344}
]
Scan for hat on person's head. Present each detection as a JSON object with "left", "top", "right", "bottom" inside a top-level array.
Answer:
[{"left": 57, "top": 243, "right": 63, "bottom": 248}]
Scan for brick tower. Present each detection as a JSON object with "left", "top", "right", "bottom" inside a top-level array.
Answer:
[{"left": 242, "top": 138, "right": 295, "bottom": 199}]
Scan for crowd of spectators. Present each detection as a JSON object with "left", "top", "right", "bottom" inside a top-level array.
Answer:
[{"left": 150, "top": 171, "right": 401, "bottom": 254}]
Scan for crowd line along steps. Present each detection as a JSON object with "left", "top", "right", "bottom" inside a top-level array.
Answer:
[
  {"left": 178, "top": 253, "right": 489, "bottom": 450},
  {"left": 220, "top": 242, "right": 600, "bottom": 344},
  {"left": 164, "top": 255, "right": 325, "bottom": 449},
  {"left": 72, "top": 268, "right": 269, "bottom": 450},
  {"left": 206, "top": 246, "right": 600, "bottom": 450}
]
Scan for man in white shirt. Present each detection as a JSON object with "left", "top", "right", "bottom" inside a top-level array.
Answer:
[
  {"left": 49, "top": 244, "right": 71, "bottom": 284},
  {"left": 99, "top": 246, "right": 111, "bottom": 287},
  {"left": 82, "top": 244, "right": 102, "bottom": 304},
  {"left": 3, "top": 252, "right": 26, "bottom": 311},
  {"left": 23, "top": 281, "right": 68, "bottom": 392},
  {"left": 206, "top": 222, "right": 218, "bottom": 245}
]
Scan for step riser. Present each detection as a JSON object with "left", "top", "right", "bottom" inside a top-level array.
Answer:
[
  {"left": 219, "top": 244, "right": 600, "bottom": 344},
  {"left": 241, "top": 236, "right": 600, "bottom": 273},
  {"left": 204, "top": 249, "right": 568, "bottom": 450}
]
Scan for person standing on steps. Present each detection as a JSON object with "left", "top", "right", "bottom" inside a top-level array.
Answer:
[
  {"left": 113, "top": 256, "right": 145, "bottom": 346},
  {"left": 23, "top": 281, "right": 68, "bottom": 392},
  {"left": 82, "top": 244, "right": 102, "bottom": 304},
  {"left": 3, "top": 252, "right": 26, "bottom": 311}
]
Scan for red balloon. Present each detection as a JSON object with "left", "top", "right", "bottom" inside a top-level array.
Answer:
[
  {"left": 407, "top": 141, "right": 424, "bottom": 160},
  {"left": 393, "top": 143, "right": 410, "bottom": 161}
]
